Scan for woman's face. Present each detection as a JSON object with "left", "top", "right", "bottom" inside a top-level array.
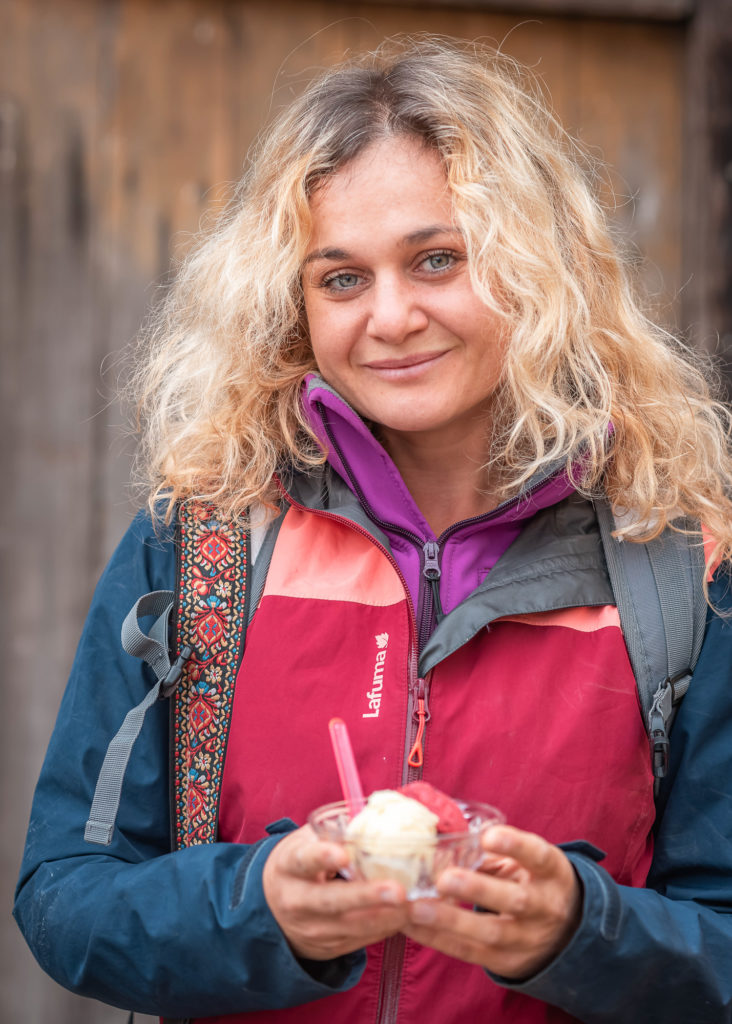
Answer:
[{"left": 302, "top": 135, "right": 506, "bottom": 452}]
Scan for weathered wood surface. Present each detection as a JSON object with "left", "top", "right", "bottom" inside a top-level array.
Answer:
[
  {"left": 362, "top": 0, "right": 695, "bottom": 18},
  {"left": 0, "top": 1, "right": 688, "bottom": 1021},
  {"left": 682, "top": 0, "right": 732, "bottom": 395}
]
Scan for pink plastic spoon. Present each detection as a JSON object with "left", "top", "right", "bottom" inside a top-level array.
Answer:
[{"left": 328, "top": 717, "right": 366, "bottom": 818}]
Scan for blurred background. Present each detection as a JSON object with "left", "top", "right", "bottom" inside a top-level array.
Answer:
[{"left": 2, "top": 0, "right": 731, "bottom": 1020}]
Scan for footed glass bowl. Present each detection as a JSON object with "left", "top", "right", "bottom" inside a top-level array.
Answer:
[{"left": 308, "top": 798, "right": 505, "bottom": 900}]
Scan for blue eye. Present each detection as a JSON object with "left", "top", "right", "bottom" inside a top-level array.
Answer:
[
  {"left": 422, "top": 251, "right": 456, "bottom": 272},
  {"left": 323, "top": 272, "right": 361, "bottom": 291},
  {"left": 428, "top": 253, "right": 449, "bottom": 269}
]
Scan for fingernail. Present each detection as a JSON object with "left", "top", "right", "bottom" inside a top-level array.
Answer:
[
  {"left": 411, "top": 901, "right": 436, "bottom": 923},
  {"left": 440, "top": 872, "right": 464, "bottom": 896},
  {"left": 379, "top": 887, "right": 399, "bottom": 905},
  {"left": 483, "top": 831, "right": 508, "bottom": 853}
]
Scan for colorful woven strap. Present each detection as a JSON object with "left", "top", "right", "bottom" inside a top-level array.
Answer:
[{"left": 173, "top": 503, "right": 248, "bottom": 848}]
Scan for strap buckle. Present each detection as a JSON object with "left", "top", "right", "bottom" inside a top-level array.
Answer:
[
  {"left": 648, "top": 680, "right": 673, "bottom": 779},
  {"left": 160, "top": 645, "right": 193, "bottom": 698},
  {"left": 647, "top": 670, "right": 692, "bottom": 780},
  {"left": 649, "top": 707, "right": 670, "bottom": 779}
]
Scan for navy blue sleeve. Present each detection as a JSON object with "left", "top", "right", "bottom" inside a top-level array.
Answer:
[
  {"left": 13, "top": 511, "right": 364, "bottom": 1017},
  {"left": 490, "top": 573, "right": 732, "bottom": 1021}
]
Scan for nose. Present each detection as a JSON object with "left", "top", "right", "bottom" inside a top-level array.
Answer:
[{"left": 366, "top": 274, "right": 429, "bottom": 344}]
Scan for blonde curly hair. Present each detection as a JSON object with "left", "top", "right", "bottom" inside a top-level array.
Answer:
[{"left": 131, "top": 34, "right": 732, "bottom": 569}]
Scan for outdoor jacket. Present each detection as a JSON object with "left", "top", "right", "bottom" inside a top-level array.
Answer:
[{"left": 14, "top": 378, "right": 732, "bottom": 1023}]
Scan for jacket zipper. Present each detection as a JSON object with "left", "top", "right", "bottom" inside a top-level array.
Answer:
[
  {"left": 276, "top": 477, "right": 424, "bottom": 1024},
  {"left": 318, "top": 408, "right": 564, "bottom": 667},
  {"left": 314, "top": 416, "right": 563, "bottom": 1024},
  {"left": 282, "top": 427, "right": 564, "bottom": 1024},
  {"left": 407, "top": 674, "right": 431, "bottom": 770},
  {"left": 276, "top": 478, "right": 430, "bottom": 777}
]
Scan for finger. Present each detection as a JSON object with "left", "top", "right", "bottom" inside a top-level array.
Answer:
[
  {"left": 299, "top": 877, "right": 408, "bottom": 917},
  {"left": 477, "top": 851, "right": 522, "bottom": 878},
  {"left": 402, "top": 917, "right": 546, "bottom": 979},
  {"left": 284, "top": 836, "right": 351, "bottom": 879},
  {"left": 404, "top": 901, "right": 514, "bottom": 962},
  {"left": 339, "top": 899, "right": 412, "bottom": 938},
  {"left": 481, "top": 826, "right": 560, "bottom": 878},
  {"left": 282, "top": 882, "right": 411, "bottom": 958},
  {"left": 295, "top": 906, "right": 410, "bottom": 961},
  {"left": 437, "top": 868, "right": 532, "bottom": 918}
]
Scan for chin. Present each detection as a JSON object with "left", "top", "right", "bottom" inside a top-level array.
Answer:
[{"left": 371, "top": 413, "right": 450, "bottom": 436}]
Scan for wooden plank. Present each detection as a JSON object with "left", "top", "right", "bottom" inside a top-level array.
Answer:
[
  {"left": 0, "top": 0, "right": 123, "bottom": 1019},
  {"left": 0, "top": 0, "right": 155, "bottom": 1020},
  {"left": 681, "top": 0, "right": 732, "bottom": 396},
  {"left": 574, "top": 18, "right": 684, "bottom": 328},
  {"left": 335, "top": 0, "right": 695, "bottom": 21}
]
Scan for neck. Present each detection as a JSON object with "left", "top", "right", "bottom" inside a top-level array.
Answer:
[{"left": 379, "top": 424, "right": 499, "bottom": 536}]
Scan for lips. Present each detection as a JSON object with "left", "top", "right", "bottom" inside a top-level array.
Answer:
[{"left": 364, "top": 351, "right": 448, "bottom": 372}]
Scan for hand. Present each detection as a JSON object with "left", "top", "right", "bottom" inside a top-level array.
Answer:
[
  {"left": 403, "top": 825, "right": 582, "bottom": 979},
  {"left": 262, "top": 825, "right": 409, "bottom": 961}
]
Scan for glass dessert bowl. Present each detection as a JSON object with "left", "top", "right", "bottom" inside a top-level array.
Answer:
[{"left": 308, "top": 787, "right": 505, "bottom": 900}]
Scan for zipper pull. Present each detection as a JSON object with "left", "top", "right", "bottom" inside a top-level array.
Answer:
[
  {"left": 422, "top": 542, "right": 445, "bottom": 622},
  {"left": 407, "top": 677, "right": 431, "bottom": 768},
  {"left": 422, "top": 541, "right": 440, "bottom": 580}
]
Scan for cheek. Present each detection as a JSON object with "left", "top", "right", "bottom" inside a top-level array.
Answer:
[
  {"left": 307, "top": 333, "right": 349, "bottom": 383},
  {"left": 302, "top": 289, "right": 319, "bottom": 340},
  {"left": 303, "top": 296, "right": 331, "bottom": 368},
  {"left": 475, "top": 310, "right": 508, "bottom": 371},
  {"left": 306, "top": 301, "right": 358, "bottom": 370}
]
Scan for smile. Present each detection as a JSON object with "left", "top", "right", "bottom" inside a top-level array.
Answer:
[{"left": 363, "top": 351, "right": 450, "bottom": 378}]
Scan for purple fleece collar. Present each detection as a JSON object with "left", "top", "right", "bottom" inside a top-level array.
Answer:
[{"left": 302, "top": 373, "right": 575, "bottom": 613}]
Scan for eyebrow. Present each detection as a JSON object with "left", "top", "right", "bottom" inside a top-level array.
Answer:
[
  {"left": 403, "top": 224, "right": 461, "bottom": 246},
  {"left": 302, "top": 247, "right": 350, "bottom": 267},
  {"left": 302, "top": 224, "right": 462, "bottom": 266}
]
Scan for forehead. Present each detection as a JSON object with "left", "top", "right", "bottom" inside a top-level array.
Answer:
[{"left": 307, "top": 136, "right": 454, "bottom": 244}]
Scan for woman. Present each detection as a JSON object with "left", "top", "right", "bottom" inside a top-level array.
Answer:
[{"left": 14, "top": 35, "right": 732, "bottom": 1024}]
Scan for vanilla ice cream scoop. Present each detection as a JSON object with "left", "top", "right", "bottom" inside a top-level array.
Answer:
[
  {"left": 309, "top": 790, "right": 504, "bottom": 899},
  {"left": 345, "top": 789, "right": 439, "bottom": 889},
  {"left": 347, "top": 789, "right": 439, "bottom": 850}
]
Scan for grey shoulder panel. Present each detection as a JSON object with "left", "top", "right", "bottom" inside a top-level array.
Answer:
[
  {"left": 247, "top": 507, "right": 286, "bottom": 624},
  {"left": 595, "top": 499, "right": 706, "bottom": 778},
  {"left": 287, "top": 465, "right": 392, "bottom": 553},
  {"left": 420, "top": 496, "right": 612, "bottom": 673}
]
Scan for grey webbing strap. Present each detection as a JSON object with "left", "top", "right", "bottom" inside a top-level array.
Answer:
[
  {"left": 648, "top": 531, "right": 707, "bottom": 691},
  {"left": 248, "top": 509, "right": 285, "bottom": 625},
  {"left": 596, "top": 500, "right": 705, "bottom": 778},
  {"left": 596, "top": 501, "right": 657, "bottom": 705},
  {"left": 644, "top": 528, "right": 707, "bottom": 759},
  {"left": 85, "top": 591, "right": 178, "bottom": 845},
  {"left": 120, "top": 590, "right": 175, "bottom": 682}
]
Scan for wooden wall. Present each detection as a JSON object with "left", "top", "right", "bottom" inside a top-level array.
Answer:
[{"left": 0, "top": 1, "right": 689, "bottom": 1020}]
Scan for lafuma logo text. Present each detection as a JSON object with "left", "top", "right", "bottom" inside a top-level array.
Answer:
[{"left": 363, "top": 633, "right": 389, "bottom": 718}]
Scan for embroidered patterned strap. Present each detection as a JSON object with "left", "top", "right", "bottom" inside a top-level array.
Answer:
[{"left": 173, "top": 503, "right": 248, "bottom": 849}]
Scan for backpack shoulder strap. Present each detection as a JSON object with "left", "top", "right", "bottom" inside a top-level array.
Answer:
[
  {"left": 85, "top": 503, "right": 251, "bottom": 847},
  {"left": 84, "top": 589, "right": 188, "bottom": 844},
  {"left": 595, "top": 498, "right": 707, "bottom": 778},
  {"left": 171, "top": 503, "right": 249, "bottom": 849}
]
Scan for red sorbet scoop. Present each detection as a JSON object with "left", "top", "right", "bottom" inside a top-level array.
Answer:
[{"left": 399, "top": 781, "right": 468, "bottom": 834}]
